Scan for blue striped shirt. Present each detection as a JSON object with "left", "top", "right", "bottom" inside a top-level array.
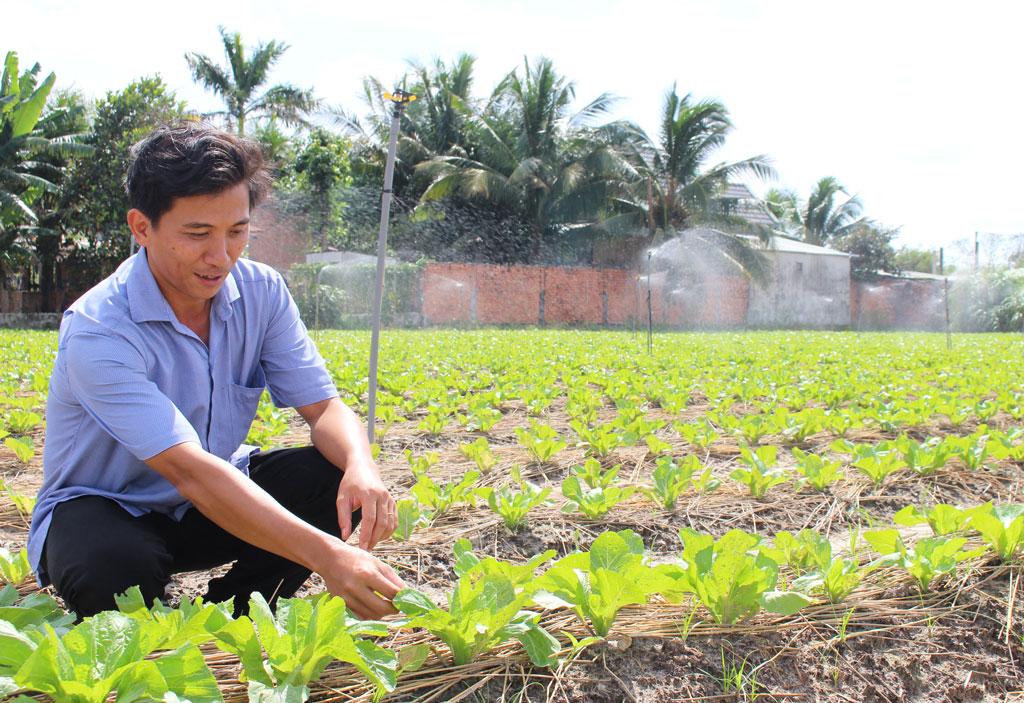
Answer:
[{"left": 28, "top": 249, "right": 338, "bottom": 584}]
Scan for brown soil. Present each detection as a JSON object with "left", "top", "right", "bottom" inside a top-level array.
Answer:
[{"left": 4, "top": 400, "right": 1024, "bottom": 703}]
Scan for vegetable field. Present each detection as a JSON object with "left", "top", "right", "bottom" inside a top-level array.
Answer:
[{"left": 2, "top": 329, "right": 1024, "bottom": 702}]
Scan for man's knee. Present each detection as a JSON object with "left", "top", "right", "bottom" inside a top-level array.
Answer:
[
  {"left": 49, "top": 547, "right": 169, "bottom": 617},
  {"left": 45, "top": 497, "right": 173, "bottom": 617}
]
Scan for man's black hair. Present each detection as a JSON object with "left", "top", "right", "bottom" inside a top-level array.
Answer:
[{"left": 125, "top": 122, "right": 272, "bottom": 225}]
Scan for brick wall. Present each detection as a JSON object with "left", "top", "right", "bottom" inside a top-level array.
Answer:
[
  {"left": 247, "top": 202, "right": 309, "bottom": 273},
  {"left": 422, "top": 263, "right": 749, "bottom": 327},
  {"left": 851, "top": 279, "right": 945, "bottom": 331}
]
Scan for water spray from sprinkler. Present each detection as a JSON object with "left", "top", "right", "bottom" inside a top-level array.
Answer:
[{"left": 366, "top": 88, "right": 416, "bottom": 445}]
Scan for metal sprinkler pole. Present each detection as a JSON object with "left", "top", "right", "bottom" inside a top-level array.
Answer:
[
  {"left": 944, "top": 277, "right": 952, "bottom": 350},
  {"left": 366, "top": 90, "right": 416, "bottom": 445},
  {"left": 646, "top": 251, "right": 653, "bottom": 354}
]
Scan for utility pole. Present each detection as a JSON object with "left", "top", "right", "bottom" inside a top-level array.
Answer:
[{"left": 974, "top": 231, "right": 979, "bottom": 272}]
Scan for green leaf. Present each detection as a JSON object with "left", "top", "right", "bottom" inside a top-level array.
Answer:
[{"left": 759, "top": 590, "right": 812, "bottom": 616}]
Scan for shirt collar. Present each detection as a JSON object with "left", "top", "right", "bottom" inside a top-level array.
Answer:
[{"left": 127, "top": 248, "right": 240, "bottom": 324}]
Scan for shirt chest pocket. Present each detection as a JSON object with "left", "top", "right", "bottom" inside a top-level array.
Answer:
[{"left": 228, "top": 365, "right": 267, "bottom": 451}]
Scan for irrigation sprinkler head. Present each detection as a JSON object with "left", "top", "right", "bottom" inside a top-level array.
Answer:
[{"left": 383, "top": 89, "right": 417, "bottom": 114}]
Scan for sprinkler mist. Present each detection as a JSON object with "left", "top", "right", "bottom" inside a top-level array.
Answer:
[{"left": 366, "top": 89, "right": 416, "bottom": 445}]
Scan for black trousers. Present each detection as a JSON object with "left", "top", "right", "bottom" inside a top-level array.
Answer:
[{"left": 43, "top": 446, "right": 354, "bottom": 619}]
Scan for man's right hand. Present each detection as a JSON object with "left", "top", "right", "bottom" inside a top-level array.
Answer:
[
  {"left": 319, "top": 542, "right": 405, "bottom": 620},
  {"left": 146, "top": 442, "right": 406, "bottom": 620}
]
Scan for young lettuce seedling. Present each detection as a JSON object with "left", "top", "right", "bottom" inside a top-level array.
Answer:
[
  {"left": 658, "top": 528, "right": 811, "bottom": 624},
  {"left": 392, "top": 499, "right": 434, "bottom": 541},
  {"left": 531, "top": 530, "right": 670, "bottom": 637},
  {"left": 731, "top": 444, "right": 790, "bottom": 499},
  {"left": 393, "top": 569, "right": 559, "bottom": 667},
  {"left": 893, "top": 504, "right": 977, "bottom": 536},
  {"left": 412, "top": 471, "right": 480, "bottom": 520},
  {"left": 13, "top": 610, "right": 221, "bottom": 703},
  {"left": 561, "top": 475, "right": 635, "bottom": 519},
  {"left": 0, "top": 548, "right": 31, "bottom": 586},
  {"left": 791, "top": 448, "right": 843, "bottom": 492},
  {"left": 458, "top": 437, "right": 497, "bottom": 473},
  {"left": 643, "top": 455, "right": 700, "bottom": 510},
  {"left": 864, "top": 529, "right": 984, "bottom": 592},
  {"left": 211, "top": 592, "right": 397, "bottom": 703},
  {"left": 570, "top": 457, "right": 621, "bottom": 489},
  {"left": 515, "top": 421, "right": 567, "bottom": 464},
  {"left": 966, "top": 503, "right": 1024, "bottom": 561},
  {"left": 477, "top": 467, "right": 551, "bottom": 532}
]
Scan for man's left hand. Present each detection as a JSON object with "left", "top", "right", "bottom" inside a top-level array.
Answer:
[{"left": 337, "top": 460, "right": 397, "bottom": 551}]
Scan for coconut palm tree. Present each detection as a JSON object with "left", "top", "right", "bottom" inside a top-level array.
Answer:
[
  {"left": 609, "top": 85, "right": 775, "bottom": 236},
  {"left": 596, "top": 86, "right": 776, "bottom": 280},
  {"left": 790, "top": 176, "right": 867, "bottom": 246},
  {"left": 185, "top": 27, "right": 318, "bottom": 134},
  {"left": 763, "top": 178, "right": 868, "bottom": 245},
  {"left": 414, "top": 56, "right": 620, "bottom": 261}
]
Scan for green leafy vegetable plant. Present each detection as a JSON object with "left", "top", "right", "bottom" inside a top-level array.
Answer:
[
  {"left": 3, "top": 437, "right": 34, "bottom": 463},
  {"left": 0, "top": 548, "right": 31, "bottom": 586},
  {"left": 458, "top": 437, "right": 497, "bottom": 473},
  {"left": 394, "top": 572, "right": 558, "bottom": 667},
  {"left": 411, "top": 470, "right": 480, "bottom": 520},
  {"left": 515, "top": 421, "right": 567, "bottom": 463},
  {"left": 570, "top": 457, "right": 621, "bottom": 489},
  {"left": 570, "top": 420, "right": 630, "bottom": 458},
  {"left": 392, "top": 499, "right": 433, "bottom": 541},
  {"left": 730, "top": 444, "right": 790, "bottom": 499},
  {"left": 690, "top": 464, "right": 722, "bottom": 494},
  {"left": 864, "top": 529, "right": 983, "bottom": 592},
  {"left": 791, "top": 448, "right": 843, "bottom": 492},
  {"left": 893, "top": 504, "right": 974, "bottom": 536},
  {"left": 643, "top": 455, "right": 699, "bottom": 510},
  {"left": 561, "top": 475, "right": 634, "bottom": 519},
  {"left": 966, "top": 503, "right": 1024, "bottom": 561},
  {"left": 531, "top": 530, "right": 670, "bottom": 637},
  {"left": 212, "top": 592, "right": 397, "bottom": 703},
  {"left": 477, "top": 467, "right": 551, "bottom": 532},
  {"left": 5, "top": 409, "right": 41, "bottom": 435},
  {"left": 12, "top": 610, "right": 221, "bottom": 703},
  {"left": 894, "top": 436, "right": 952, "bottom": 475},
  {"left": 675, "top": 419, "right": 720, "bottom": 449},
  {"left": 659, "top": 529, "right": 811, "bottom": 624}
]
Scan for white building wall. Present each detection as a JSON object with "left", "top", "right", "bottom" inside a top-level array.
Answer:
[{"left": 746, "top": 251, "right": 851, "bottom": 328}]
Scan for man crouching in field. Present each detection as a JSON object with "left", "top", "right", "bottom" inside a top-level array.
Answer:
[{"left": 27, "top": 122, "right": 404, "bottom": 619}]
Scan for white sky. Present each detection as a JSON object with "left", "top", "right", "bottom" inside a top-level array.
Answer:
[{"left": 12, "top": 0, "right": 1024, "bottom": 259}]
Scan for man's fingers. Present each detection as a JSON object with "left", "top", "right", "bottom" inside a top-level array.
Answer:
[
  {"left": 346, "top": 588, "right": 396, "bottom": 620},
  {"left": 359, "top": 498, "right": 378, "bottom": 551},
  {"left": 377, "top": 558, "right": 405, "bottom": 591},
  {"left": 367, "top": 497, "right": 392, "bottom": 549},
  {"left": 337, "top": 492, "right": 353, "bottom": 541}
]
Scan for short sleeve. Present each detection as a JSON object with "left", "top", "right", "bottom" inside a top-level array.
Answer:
[
  {"left": 259, "top": 273, "right": 339, "bottom": 408},
  {"left": 64, "top": 331, "right": 201, "bottom": 460}
]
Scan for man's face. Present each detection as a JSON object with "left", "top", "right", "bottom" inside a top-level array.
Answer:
[{"left": 127, "top": 182, "right": 250, "bottom": 318}]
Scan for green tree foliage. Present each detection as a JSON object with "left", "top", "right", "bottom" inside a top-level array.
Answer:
[
  {"left": 60, "top": 77, "right": 187, "bottom": 287},
  {"left": 0, "top": 52, "right": 90, "bottom": 303},
  {"left": 610, "top": 85, "right": 775, "bottom": 237},
  {"left": 771, "top": 176, "right": 868, "bottom": 246},
  {"left": 185, "top": 26, "right": 318, "bottom": 135},
  {"left": 291, "top": 128, "right": 351, "bottom": 250},
  {"left": 416, "top": 56, "right": 621, "bottom": 262},
  {"left": 894, "top": 247, "right": 938, "bottom": 274},
  {"left": 274, "top": 128, "right": 352, "bottom": 252},
  {"left": 834, "top": 223, "right": 898, "bottom": 279}
]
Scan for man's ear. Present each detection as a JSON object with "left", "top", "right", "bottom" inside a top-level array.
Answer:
[{"left": 126, "top": 209, "right": 152, "bottom": 248}]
